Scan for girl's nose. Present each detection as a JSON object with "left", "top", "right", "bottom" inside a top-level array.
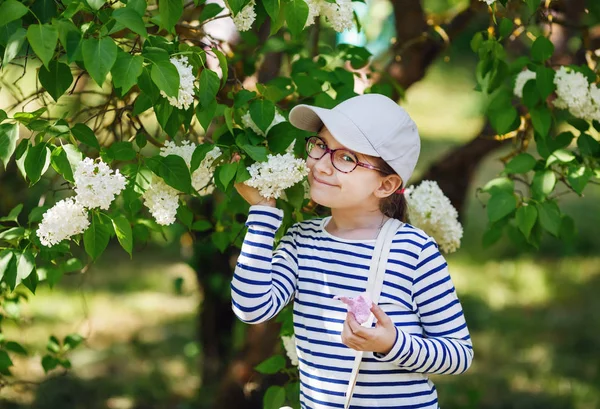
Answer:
[{"left": 313, "top": 153, "right": 334, "bottom": 175}]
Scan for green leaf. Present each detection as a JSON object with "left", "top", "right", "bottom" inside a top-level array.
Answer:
[
  {"left": 22, "top": 267, "right": 38, "bottom": 294},
  {"left": 516, "top": 205, "right": 537, "bottom": 238},
  {"left": 14, "top": 250, "right": 35, "bottom": 291},
  {"left": 0, "top": 350, "right": 13, "bottom": 375},
  {"left": 263, "top": 385, "right": 286, "bottom": 409},
  {"left": 111, "top": 50, "right": 144, "bottom": 94},
  {"left": 159, "top": 0, "right": 183, "bottom": 33},
  {"left": 481, "top": 176, "right": 514, "bottom": 194},
  {"left": 5, "top": 341, "right": 28, "bottom": 356},
  {"left": 567, "top": 164, "right": 592, "bottom": 195},
  {"left": 191, "top": 220, "right": 212, "bottom": 232},
  {"left": 560, "top": 215, "right": 576, "bottom": 243},
  {"left": 55, "top": 20, "right": 82, "bottom": 63},
  {"left": 190, "top": 143, "right": 216, "bottom": 172},
  {"left": 263, "top": 0, "right": 279, "bottom": 21},
  {"left": 199, "top": 3, "right": 224, "bottom": 21},
  {"left": 211, "top": 231, "right": 229, "bottom": 253},
  {"left": 150, "top": 155, "right": 192, "bottom": 193},
  {"left": 176, "top": 204, "right": 193, "bottom": 228},
  {"left": 522, "top": 80, "right": 540, "bottom": 109},
  {"left": 71, "top": 123, "right": 100, "bottom": 150},
  {"left": 228, "top": 0, "right": 248, "bottom": 15},
  {"left": 292, "top": 73, "right": 321, "bottom": 97},
  {"left": 24, "top": 143, "right": 51, "bottom": 185},
  {"left": 285, "top": 0, "right": 309, "bottom": 37},
  {"left": 535, "top": 66, "right": 555, "bottom": 99},
  {"left": 0, "top": 249, "right": 16, "bottom": 284},
  {"left": 531, "top": 36, "right": 554, "bottom": 62},
  {"left": 255, "top": 355, "right": 286, "bottom": 374},
  {"left": 38, "top": 60, "right": 73, "bottom": 102},
  {"left": 111, "top": 215, "right": 133, "bottom": 256},
  {"left": 0, "top": 110, "right": 6, "bottom": 123},
  {"left": 578, "top": 133, "right": 600, "bottom": 157},
  {"left": 267, "top": 122, "right": 304, "bottom": 154},
  {"left": 50, "top": 146, "right": 75, "bottom": 183},
  {"left": 113, "top": 8, "right": 148, "bottom": 38},
  {"left": 3, "top": 27, "right": 27, "bottom": 66},
  {"left": 530, "top": 105, "right": 552, "bottom": 138},
  {"left": 0, "top": 0, "right": 29, "bottom": 28},
  {"left": 536, "top": 200, "right": 561, "bottom": 236},
  {"left": 199, "top": 68, "right": 220, "bottom": 107},
  {"left": 531, "top": 169, "right": 556, "bottom": 199},
  {"left": 546, "top": 149, "right": 575, "bottom": 167},
  {"left": 195, "top": 100, "right": 217, "bottom": 132},
  {"left": 151, "top": 60, "right": 180, "bottom": 98},
  {"left": 505, "top": 153, "right": 536, "bottom": 174},
  {"left": 217, "top": 162, "right": 237, "bottom": 190},
  {"left": 26, "top": 24, "right": 58, "bottom": 70},
  {"left": 82, "top": 37, "right": 118, "bottom": 87},
  {"left": 0, "top": 227, "right": 25, "bottom": 242},
  {"left": 41, "top": 355, "right": 58, "bottom": 373},
  {"left": 240, "top": 144, "right": 268, "bottom": 162},
  {"left": 0, "top": 123, "right": 19, "bottom": 170},
  {"left": 490, "top": 105, "right": 518, "bottom": 135},
  {"left": 85, "top": 0, "right": 106, "bottom": 10},
  {"left": 83, "top": 215, "right": 111, "bottom": 260},
  {"left": 498, "top": 18, "right": 514, "bottom": 39},
  {"left": 64, "top": 334, "right": 84, "bottom": 350},
  {"left": 487, "top": 190, "right": 516, "bottom": 222},
  {"left": 0, "top": 204, "right": 22, "bottom": 223},
  {"left": 284, "top": 181, "right": 305, "bottom": 210},
  {"left": 235, "top": 159, "right": 251, "bottom": 183},
  {"left": 249, "top": 99, "right": 275, "bottom": 134},
  {"left": 108, "top": 141, "right": 137, "bottom": 161},
  {"left": 212, "top": 47, "right": 228, "bottom": 89}
]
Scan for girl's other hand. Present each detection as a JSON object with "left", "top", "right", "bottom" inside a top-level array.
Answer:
[
  {"left": 341, "top": 304, "right": 397, "bottom": 355},
  {"left": 232, "top": 153, "right": 276, "bottom": 207}
]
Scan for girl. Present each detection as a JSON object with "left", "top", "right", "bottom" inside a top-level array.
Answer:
[{"left": 231, "top": 93, "right": 473, "bottom": 409}]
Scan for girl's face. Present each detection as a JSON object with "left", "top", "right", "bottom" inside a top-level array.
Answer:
[{"left": 306, "top": 127, "right": 401, "bottom": 211}]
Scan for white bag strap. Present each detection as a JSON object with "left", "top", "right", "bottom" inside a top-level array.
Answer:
[{"left": 343, "top": 218, "right": 401, "bottom": 409}]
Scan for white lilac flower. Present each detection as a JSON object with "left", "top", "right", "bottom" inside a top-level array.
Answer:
[
  {"left": 303, "top": 0, "right": 354, "bottom": 32},
  {"left": 553, "top": 66, "right": 600, "bottom": 122},
  {"left": 192, "top": 146, "right": 222, "bottom": 195},
  {"left": 244, "top": 152, "right": 309, "bottom": 199},
  {"left": 480, "top": 0, "right": 495, "bottom": 5},
  {"left": 160, "top": 140, "right": 196, "bottom": 167},
  {"left": 514, "top": 69, "right": 536, "bottom": 99},
  {"left": 232, "top": 0, "right": 257, "bottom": 32},
  {"left": 405, "top": 180, "right": 463, "bottom": 254},
  {"left": 142, "top": 179, "right": 180, "bottom": 226},
  {"left": 319, "top": 0, "right": 354, "bottom": 33},
  {"left": 37, "top": 198, "right": 90, "bottom": 247},
  {"left": 305, "top": 0, "right": 321, "bottom": 27},
  {"left": 160, "top": 55, "right": 195, "bottom": 110},
  {"left": 241, "top": 111, "right": 286, "bottom": 136},
  {"left": 281, "top": 335, "right": 298, "bottom": 366},
  {"left": 73, "top": 158, "right": 127, "bottom": 210}
]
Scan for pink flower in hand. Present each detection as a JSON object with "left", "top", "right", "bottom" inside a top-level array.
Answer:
[{"left": 334, "top": 292, "right": 373, "bottom": 324}]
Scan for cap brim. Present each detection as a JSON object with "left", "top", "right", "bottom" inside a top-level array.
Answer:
[{"left": 289, "top": 104, "right": 379, "bottom": 157}]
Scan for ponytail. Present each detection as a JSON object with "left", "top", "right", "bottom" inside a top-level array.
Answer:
[{"left": 375, "top": 159, "right": 409, "bottom": 223}]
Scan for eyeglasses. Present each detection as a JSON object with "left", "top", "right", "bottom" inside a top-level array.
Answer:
[{"left": 305, "top": 136, "right": 385, "bottom": 174}]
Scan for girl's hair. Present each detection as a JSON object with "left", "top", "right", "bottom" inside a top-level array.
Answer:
[{"left": 375, "top": 159, "right": 409, "bottom": 223}]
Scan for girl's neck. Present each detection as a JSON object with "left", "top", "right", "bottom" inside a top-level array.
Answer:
[{"left": 325, "top": 208, "right": 388, "bottom": 240}]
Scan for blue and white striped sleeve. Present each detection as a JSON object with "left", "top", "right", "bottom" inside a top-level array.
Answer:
[
  {"left": 373, "top": 238, "right": 473, "bottom": 374},
  {"left": 231, "top": 205, "right": 299, "bottom": 325}
]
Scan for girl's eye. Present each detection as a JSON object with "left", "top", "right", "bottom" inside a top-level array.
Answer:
[
  {"left": 316, "top": 143, "right": 326, "bottom": 149},
  {"left": 341, "top": 154, "right": 356, "bottom": 163}
]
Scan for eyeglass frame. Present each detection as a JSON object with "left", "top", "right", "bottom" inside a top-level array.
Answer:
[{"left": 304, "top": 136, "right": 385, "bottom": 174}]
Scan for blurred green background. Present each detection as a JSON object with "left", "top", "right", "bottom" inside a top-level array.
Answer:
[{"left": 1, "top": 0, "right": 600, "bottom": 408}]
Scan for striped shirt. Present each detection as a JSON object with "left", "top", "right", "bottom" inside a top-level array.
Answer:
[{"left": 231, "top": 206, "right": 473, "bottom": 409}]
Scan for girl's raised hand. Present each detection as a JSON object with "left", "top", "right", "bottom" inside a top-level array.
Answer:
[
  {"left": 232, "top": 153, "right": 276, "bottom": 207},
  {"left": 341, "top": 304, "right": 397, "bottom": 355}
]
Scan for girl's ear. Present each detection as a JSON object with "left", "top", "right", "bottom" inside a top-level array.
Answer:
[{"left": 374, "top": 174, "right": 403, "bottom": 198}]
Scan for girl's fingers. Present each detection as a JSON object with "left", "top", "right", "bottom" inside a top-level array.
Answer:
[{"left": 347, "top": 313, "right": 369, "bottom": 339}]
